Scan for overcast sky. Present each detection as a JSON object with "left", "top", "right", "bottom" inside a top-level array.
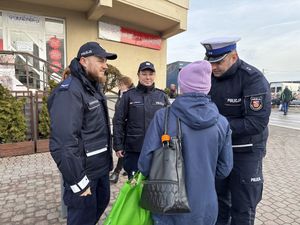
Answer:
[{"left": 167, "top": 0, "right": 300, "bottom": 82}]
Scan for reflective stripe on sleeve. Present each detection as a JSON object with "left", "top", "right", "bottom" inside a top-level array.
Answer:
[
  {"left": 70, "top": 184, "right": 80, "bottom": 193},
  {"left": 86, "top": 147, "right": 107, "bottom": 157},
  {"left": 232, "top": 144, "right": 253, "bottom": 148},
  {"left": 78, "top": 175, "right": 89, "bottom": 189},
  {"left": 70, "top": 175, "right": 90, "bottom": 193}
]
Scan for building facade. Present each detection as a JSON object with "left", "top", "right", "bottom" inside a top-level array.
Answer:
[
  {"left": 0, "top": 0, "right": 188, "bottom": 89},
  {"left": 166, "top": 60, "right": 190, "bottom": 88}
]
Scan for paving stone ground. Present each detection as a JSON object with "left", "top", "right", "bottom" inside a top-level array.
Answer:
[{"left": 0, "top": 125, "right": 299, "bottom": 225}]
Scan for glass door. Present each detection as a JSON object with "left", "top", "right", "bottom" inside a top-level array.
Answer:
[{"left": 7, "top": 29, "right": 46, "bottom": 89}]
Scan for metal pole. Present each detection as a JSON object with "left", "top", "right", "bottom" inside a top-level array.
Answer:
[
  {"left": 25, "top": 56, "right": 30, "bottom": 91},
  {"left": 42, "top": 65, "right": 45, "bottom": 91}
]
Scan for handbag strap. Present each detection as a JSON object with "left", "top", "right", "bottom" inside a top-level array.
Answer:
[
  {"left": 164, "top": 107, "right": 182, "bottom": 139},
  {"left": 163, "top": 106, "right": 170, "bottom": 135},
  {"left": 176, "top": 117, "right": 182, "bottom": 139}
]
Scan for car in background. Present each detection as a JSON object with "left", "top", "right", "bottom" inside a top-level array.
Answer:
[
  {"left": 271, "top": 98, "right": 281, "bottom": 106},
  {"left": 290, "top": 99, "right": 300, "bottom": 105}
]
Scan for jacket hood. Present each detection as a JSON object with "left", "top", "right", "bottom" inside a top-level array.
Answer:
[
  {"left": 171, "top": 93, "right": 219, "bottom": 129},
  {"left": 69, "top": 58, "right": 100, "bottom": 93}
]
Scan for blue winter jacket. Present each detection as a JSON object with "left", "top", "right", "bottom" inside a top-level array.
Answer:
[
  {"left": 138, "top": 93, "right": 233, "bottom": 225},
  {"left": 48, "top": 59, "right": 112, "bottom": 196}
]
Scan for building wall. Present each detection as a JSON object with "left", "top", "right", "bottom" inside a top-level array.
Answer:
[{"left": 0, "top": 0, "right": 179, "bottom": 88}]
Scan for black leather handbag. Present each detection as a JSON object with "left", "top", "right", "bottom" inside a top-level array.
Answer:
[{"left": 140, "top": 107, "right": 191, "bottom": 214}]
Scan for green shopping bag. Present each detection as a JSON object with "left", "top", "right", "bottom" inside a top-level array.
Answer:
[{"left": 104, "top": 172, "right": 153, "bottom": 225}]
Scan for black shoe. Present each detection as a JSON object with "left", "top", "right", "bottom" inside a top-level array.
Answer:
[{"left": 109, "top": 172, "right": 119, "bottom": 183}]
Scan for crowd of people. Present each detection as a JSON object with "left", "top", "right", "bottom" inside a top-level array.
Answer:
[{"left": 47, "top": 37, "right": 271, "bottom": 225}]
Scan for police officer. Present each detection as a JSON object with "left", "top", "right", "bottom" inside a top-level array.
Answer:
[
  {"left": 113, "top": 61, "right": 169, "bottom": 179},
  {"left": 48, "top": 42, "right": 117, "bottom": 225},
  {"left": 201, "top": 37, "right": 271, "bottom": 225}
]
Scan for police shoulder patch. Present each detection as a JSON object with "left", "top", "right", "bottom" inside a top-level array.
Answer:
[
  {"left": 250, "top": 96, "right": 263, "bottom": 111},
  {"left": 59, "top": 76, "right": 73, "bottom": 90}
]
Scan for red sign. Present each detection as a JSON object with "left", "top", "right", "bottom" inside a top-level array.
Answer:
[
  {"left": 99, "top": 22, "right": 162, "bottom": 50},
  {"left": 120, "top": 27, "right": 161, "bottom": 50},
  {"left": 48, "top": 37, "right": 61, "bottom": 49},
  {"left": 49, "top": 49, "right": 62, "bottom": 61},
  {"left": 50, "top": 61, "right": 62, "bottom": 73}
]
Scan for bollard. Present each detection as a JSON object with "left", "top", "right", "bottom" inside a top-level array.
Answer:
[{"left": 60, "top": 173, "right": 67, "bottom": 219}]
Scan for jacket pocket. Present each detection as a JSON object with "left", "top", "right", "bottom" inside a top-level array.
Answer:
[
  {"left": 84, "top": 139, "right": 108, "bottom": 157},
  {"left": 83, "top": 139, "right": 109, "bottom": 173},
  {"left": 125, "top": 134, "right": 144, "bottom": 152},
  {"left": 232, "top": 136, "right": 253, "bottom": 153},
  {"left": 87, "top": 99, "right": 100, "bottom": 110}
]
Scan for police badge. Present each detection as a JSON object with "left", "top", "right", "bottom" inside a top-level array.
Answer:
[{"left": 250, "top": 96, "right": 263, "bottom": 111}]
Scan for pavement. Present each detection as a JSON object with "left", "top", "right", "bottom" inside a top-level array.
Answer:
[{"left": 0, "top": 124, "right": 300, "bottom": 225}]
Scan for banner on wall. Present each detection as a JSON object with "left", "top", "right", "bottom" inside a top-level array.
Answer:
[
  {"left": 6, "top": 12, "right": 42, "bottom": 28},
  {"left": 98, "top": 21, "right": 162, "bottom": 50},
  {"left": 15, "top": 41, "right": 34, "bottom": 52}
]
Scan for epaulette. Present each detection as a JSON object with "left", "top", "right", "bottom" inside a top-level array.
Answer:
[
  {"left": 155, "top": 88, "right": 167, "bottom": 94},
  {"left": 123, "top": 88, "right": 135, "bottom": 94},
  {"left": 240, "top": 62, "right": 260, "bottom": 76},
  {"left": 59, "top": 76, "right": 73, "bottom": 90}
]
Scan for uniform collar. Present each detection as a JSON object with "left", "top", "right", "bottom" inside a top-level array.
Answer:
[
  {"left": 69, "top": 58, "right": 100, "bottom": 94},
  {"left": 214, "top": 58, "right": 241, "bottom": 81},
  {"left": 137, "top": 82, "right": 155, "bottom": 93}
]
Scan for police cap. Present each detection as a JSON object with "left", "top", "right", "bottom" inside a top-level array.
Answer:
[
  {"left": 138, "top": 61, "right": 155, "bottom": 72},
  {"left": 77, "top": 42, "right": 117, "bottom": 60},
  {"left": 200, "top": 37, "right": 241, "bottom": 63}
]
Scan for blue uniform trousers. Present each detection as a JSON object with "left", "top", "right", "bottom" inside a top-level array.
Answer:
[
  {"left": 123, "top": 152, "right": 140, "bottom": 179},
  {"left": 64, "top": 174, "right": 110, "bottom": 225},
  {"left": 215, "top": 157, "right": 263, "bottom": 225}
]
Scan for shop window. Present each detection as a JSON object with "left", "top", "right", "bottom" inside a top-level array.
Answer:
[{"left": 45, "top": 18, "right": 65, "bottom": 73}]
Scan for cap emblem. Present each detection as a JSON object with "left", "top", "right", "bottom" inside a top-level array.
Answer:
[
  {"left": 204, "top": 44, "right": 212, "bottom": 50},
  {"left": 81, "top": 50, "right": 92, "bottom": 56}
]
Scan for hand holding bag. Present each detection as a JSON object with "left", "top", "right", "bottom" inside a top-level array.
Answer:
[
  {"left": 140, "top": 107, "right": 191, "bottom": 214},
  {"left": 104, "top": 172, "right": 153, "bottom": 225}
]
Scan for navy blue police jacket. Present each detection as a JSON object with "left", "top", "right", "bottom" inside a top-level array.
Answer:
[
  {"left": 209, "top": 59, "right": 271, "bottom": 157},
  {"left": 113, "top": 83, "right": 169, "bottom": 153},
  {"left": 47, "top": 58, "right": 112, "bottom": 195}
]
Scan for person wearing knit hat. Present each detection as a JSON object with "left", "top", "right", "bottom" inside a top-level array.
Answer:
[
  {"left": 138, "top": 61, "right": 233, "bottom": 225},
  {"left": 178, "top": 60, "right": 212, "bottom": 94}
]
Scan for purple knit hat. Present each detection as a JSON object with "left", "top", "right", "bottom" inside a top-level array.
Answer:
[{"left": 178, "top": 60, "right": 212, "bottom": 94}]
